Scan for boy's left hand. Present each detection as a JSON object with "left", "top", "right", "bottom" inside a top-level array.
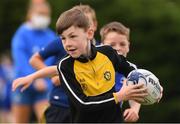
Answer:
[
  {"left": 12, "top": 76, "right": 33, "bottom": 92},
  {"left": 123, "top": 108, "right": 139, "bottom": 122}
]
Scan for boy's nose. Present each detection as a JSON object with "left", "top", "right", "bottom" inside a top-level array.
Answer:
[
  {"left": 64, "top": 39, "right": 73, "bottom": 49},
  {"left": 64, "top": 39, "right": 71, "bottom": 46},
  {"left": 115, "top": 45, "right": 122, "bottom": 51}
]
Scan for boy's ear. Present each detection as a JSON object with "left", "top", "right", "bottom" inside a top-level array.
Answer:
[
  {"left": 87, "top": 28, "right": 94, "bottom": 40},
  {"left": 127, "top": 41, "right": 130, "bottom": 53}
]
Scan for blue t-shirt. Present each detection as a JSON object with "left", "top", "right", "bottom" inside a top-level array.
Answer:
[
  {"left": 39, "top": 37, "right": 66, "bottom": 65},
  {"left": 115, "top": 72, "right": 125, "bottom": 92},
  {"left": 39, "top": 37, "right": 69, "bottom": 107},
  {"left": 115, "top": 61, "right": 137, "bottom": 92},
  {"left": 11, "top": 23, "right": 56, "bottom": 90}
]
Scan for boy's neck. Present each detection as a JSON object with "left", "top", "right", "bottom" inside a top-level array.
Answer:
[
  {"left": 80, "top": 41, "right": 92, "bottom": 59},
  {"left": 77, "top": 43, "right": 97, "bottom": 63},
  {"left": 86, "top": 40, "right": 92, "bottom": 58}
]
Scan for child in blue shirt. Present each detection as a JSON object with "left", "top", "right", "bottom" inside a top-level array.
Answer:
[
  {"left": 11, "top": 1, "right": 56, "bottom": 122},
  {"left": 100, "top": 21, "right": 140, "bottom": 122}
]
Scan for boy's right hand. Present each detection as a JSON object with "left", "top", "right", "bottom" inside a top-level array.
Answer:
[
  {"left": 12, "top": 76, "right": 33, "bottom": 92},
  {"left": 115, "top": 81, "right": 148, "bottom": 103}
]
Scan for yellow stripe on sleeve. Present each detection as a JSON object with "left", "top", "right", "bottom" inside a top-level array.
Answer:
[{"left": 113, "top": 93, "right": 119, "bottom": 104}]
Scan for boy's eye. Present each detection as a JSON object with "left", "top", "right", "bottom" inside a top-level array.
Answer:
[
  {"left": 70, "top": 35, "right": 77, "bottom": 38},
  {"left": 120, "top": 42, "right": 126, "bottom": 46},
  {"left": 111, "top": 44, "right": 115, "bottom": 47},
  {"left": 110, "top": 43, "right": 116, "bottom": 47},
  {"left": 61, "top": 37, "right": 65, "bottom": 40}
]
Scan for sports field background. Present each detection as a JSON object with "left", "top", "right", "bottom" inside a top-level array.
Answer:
[{"left": 0, "top": 0, "right": 180, "bottom": 122}]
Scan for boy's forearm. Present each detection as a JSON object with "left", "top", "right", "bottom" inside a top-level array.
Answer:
[
  {"left": 28, "top": 66, "right": 57, "bottom": 80},
  {"left": 129, "top": 100, "right": 141, "bottom": 114}
]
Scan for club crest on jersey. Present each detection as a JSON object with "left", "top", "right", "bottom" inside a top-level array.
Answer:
[
  {"left": 81, "top": 83, "right": 88, "bottom": 91},
  {"left": 104, "top": 71, "right": 111, "bottom": 81},
  {"left": 79, "top": 78, "right": 85, "bottom": 83}
]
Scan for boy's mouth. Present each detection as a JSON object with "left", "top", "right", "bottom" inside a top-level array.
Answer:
[
  {"left": 67, "top": 48, "right": 76, "bottom": 52},
  {"left": 66, "top": 48, "right": 77, "bottom": 54}
]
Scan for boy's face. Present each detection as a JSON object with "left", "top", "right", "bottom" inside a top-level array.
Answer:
[
  {"left": 61, "top": 26, "right": 93, "bottom": 58},
  {"left": 103, "top": 31, "right": 129, "bottom": 57}
]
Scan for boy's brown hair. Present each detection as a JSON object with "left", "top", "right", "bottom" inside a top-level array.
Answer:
[
  {"left": 100, "top": 21, "right": 130, "bottom": 42},
  {"left": 56, "top": 8, "right": 90, "bottom": 35},
  {"left": 72, "top": 4, "right": 97, "bottom": 28}
]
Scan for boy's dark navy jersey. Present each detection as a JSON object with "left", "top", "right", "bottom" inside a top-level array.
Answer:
[
  {"left": 39, "top": 37, "right": 69, "bottom": 107},
  {"left": 58, "top": 44, "right": 135, "bottom": 122},
  {"left": 39, "top": 37, "right": 66, "bottom": 65}
]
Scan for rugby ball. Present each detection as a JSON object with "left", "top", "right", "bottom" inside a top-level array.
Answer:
[{"left": 127, "top": 69, "right": 162, "bottom": 105}]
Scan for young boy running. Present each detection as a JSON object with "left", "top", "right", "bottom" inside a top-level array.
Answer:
[{"left": 12, "top": 8, "right": 147, "bottom": 123}]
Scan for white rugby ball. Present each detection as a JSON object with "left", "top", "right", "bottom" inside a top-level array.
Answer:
[{"left": 127, "top": 69, "right": 162, "bottom": 105}]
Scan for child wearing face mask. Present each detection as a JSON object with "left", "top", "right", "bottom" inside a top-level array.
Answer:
[{"left": 11, "top": 0, "right": 56, "bottom": 123}]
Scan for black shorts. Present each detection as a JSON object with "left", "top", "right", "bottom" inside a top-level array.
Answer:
[{"left": 44, "top": 104, "right": 71, "bottom": 123}]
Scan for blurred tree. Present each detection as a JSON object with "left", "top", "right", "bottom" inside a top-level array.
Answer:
[{"left": 0, "top": 0, "right": 27, "bottom": 53}]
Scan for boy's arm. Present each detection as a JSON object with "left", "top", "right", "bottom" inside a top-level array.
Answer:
[
  {"left": 29, "top": 39, "right": 66, "bottom": 86},
  {"left": 12, "top": 66, "right": 57, "bottom": 92},
  {"left": 123, "top": 100, "right": 141, "bottom": 122},
  {"left": 30, "top": 38, "right": 66, "bottom": 70},
  {"left": 29, "top": 40, "right": 62, "bottom": 70},
  {"left": 129, "top": 100, "right": 141, "bottom": 114},
  {"left": 30, "top": 52, "right": 60, "bottom": 85}
]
